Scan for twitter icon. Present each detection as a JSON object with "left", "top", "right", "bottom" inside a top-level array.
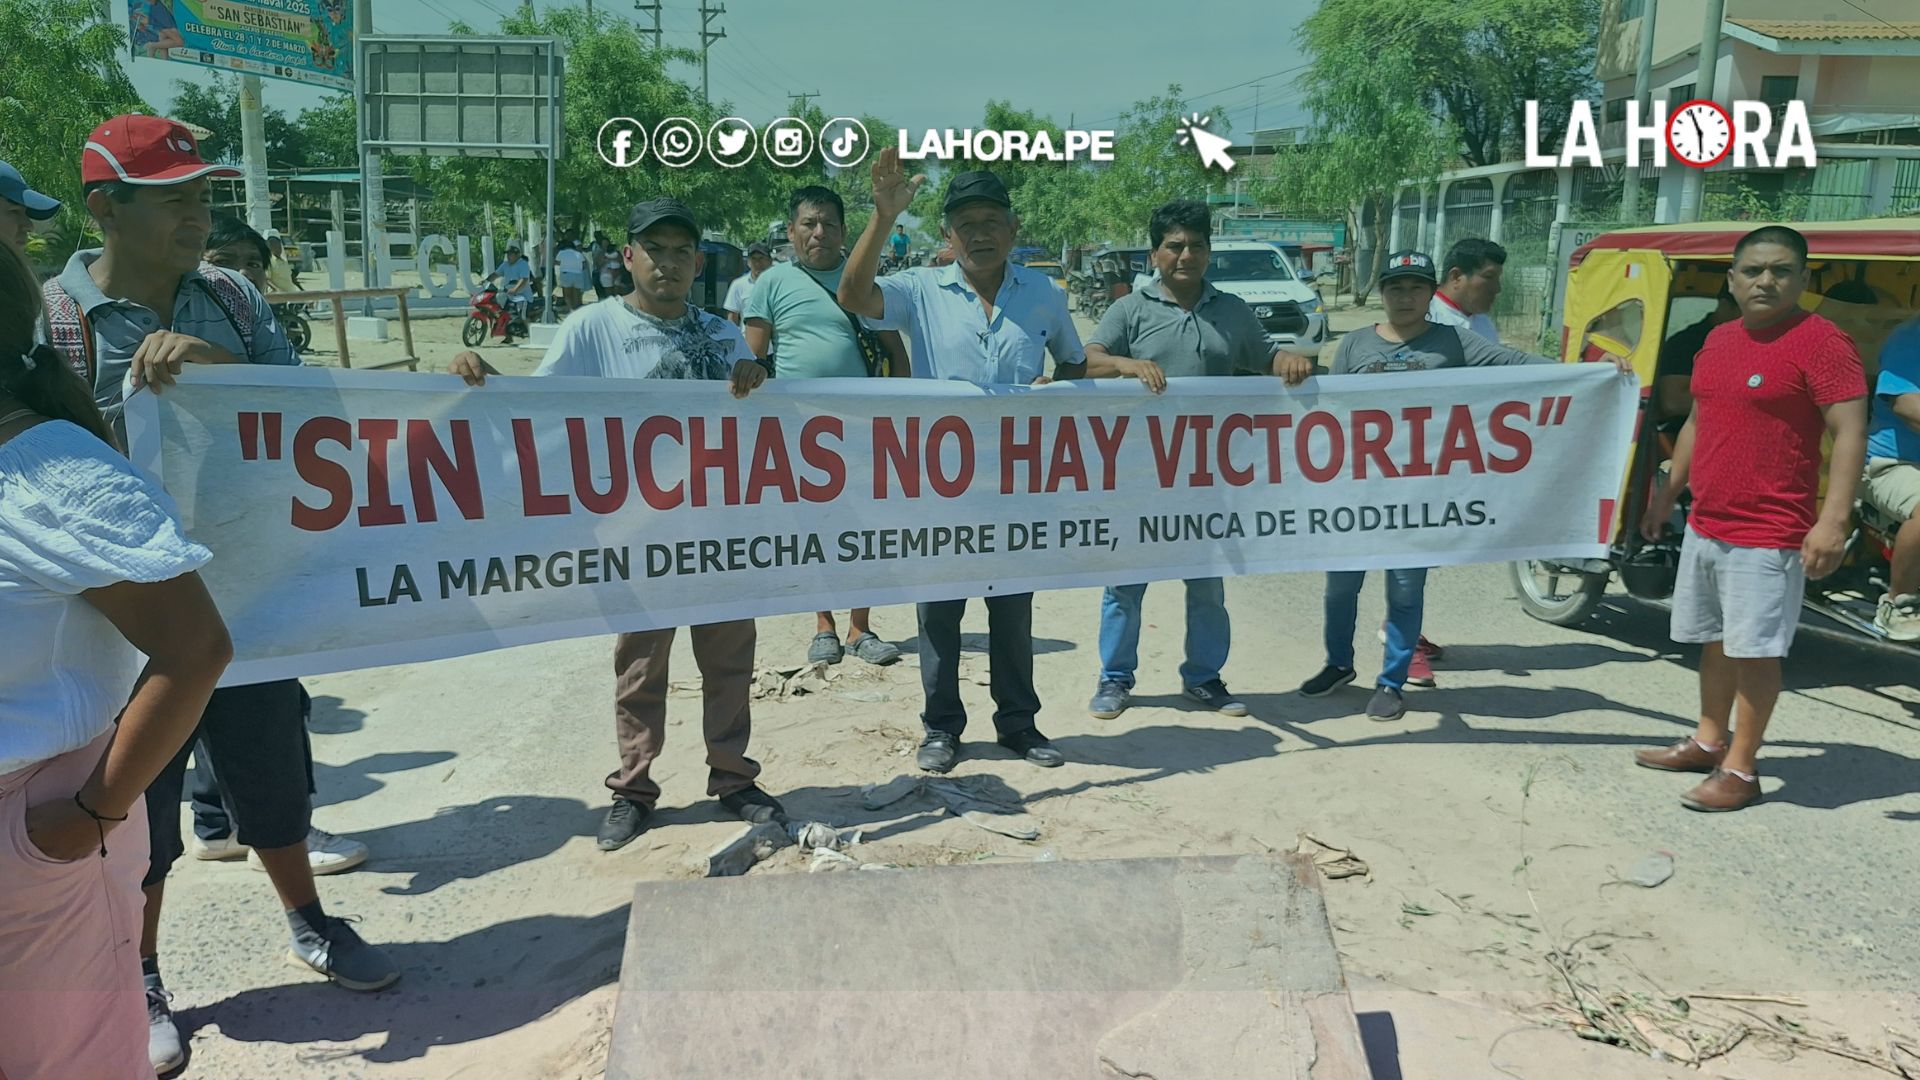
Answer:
[{"left": 708, "top": 118, "right": 756, "bottom": 166}]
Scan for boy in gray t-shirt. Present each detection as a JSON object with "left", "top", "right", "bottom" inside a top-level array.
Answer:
[{"left": 1328, "top": 318, "right": 1550, "bottom": 374}]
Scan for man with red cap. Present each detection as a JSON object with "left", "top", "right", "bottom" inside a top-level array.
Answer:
[{"left": 37, "top": 116, "right": 397, "bottom": 1075}]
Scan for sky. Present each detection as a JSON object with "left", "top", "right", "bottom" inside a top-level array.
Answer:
[{"left": 116, "top": 0, "right": 1316, "bottom": 146}]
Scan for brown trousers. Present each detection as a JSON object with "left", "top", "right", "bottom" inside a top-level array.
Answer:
[{"left": 605, "top": 621, "right": 761, "bottom": 807}]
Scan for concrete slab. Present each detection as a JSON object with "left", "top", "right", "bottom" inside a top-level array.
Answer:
[
  {"left": 526, "top": 321, "right": 562, "bottom": 349},
  {"left": 607, "top": 854, "right": 1369, "bottom": 1080},
  {"left": 346, "top": 315, "right": 389, "bottom": 341}
]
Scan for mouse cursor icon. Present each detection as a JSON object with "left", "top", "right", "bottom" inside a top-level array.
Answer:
[{"left": 1177, "top": 113, "right": 1235, "bottom": 173}]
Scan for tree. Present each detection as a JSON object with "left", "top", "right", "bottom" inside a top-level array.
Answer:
[
  {"left": 1084, "top": 88, "right": 1231, "bottom": 245},
  {"left": 1263, "top": 6, "right": 1457, "bottom": 302},
  {"left": 293, "top": 95, "right": 359, "bottom": 169},
  {"left": 0, "top": 0, "right": 148, "bottom": 219},
  {"left": 1296, "top": 0, "right": 1598, "bottom": 170},
  {"left": 425, "top": 7, "right": 795, "bottom": 245}
]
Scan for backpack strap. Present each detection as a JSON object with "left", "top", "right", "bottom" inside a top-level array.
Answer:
[
  {"left": 193, "top": 267, "right": 258, "bottom": 358},
  {"left": 39, "top": 281, "right": 97, "bottom": 385}
]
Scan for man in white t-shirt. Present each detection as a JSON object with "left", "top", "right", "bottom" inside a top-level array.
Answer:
[
  {"left": 449, "top": 198, "right": 780, "bottom": 854},
  {"left": 724, "top": 241, "right": 773, "bottom": 324},
  {"left": 1429, "top": 237, "right": 1504, "bottom": 344}
]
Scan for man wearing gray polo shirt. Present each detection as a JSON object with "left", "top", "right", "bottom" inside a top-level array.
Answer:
[
  {"left": 41, "top": 116, "right": 299, "bottom": 432},
  {"left": 840, "top": 150, "right": 1084, "bottom": 774},
  {"left": 35, "top": 114, "right": 392, "bottom": 1073},
  {"left": 1083, "top": 200, "right": 1312, "bottom": 721}
]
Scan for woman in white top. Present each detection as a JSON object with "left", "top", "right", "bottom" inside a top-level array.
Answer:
[{"left": 0, "top": 242, "right": 232, "bottom": 1079}]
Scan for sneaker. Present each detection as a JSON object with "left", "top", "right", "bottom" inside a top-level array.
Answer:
[
  {"left": 1087, "top": 679, "right": 1131, "bottom": 719},
  {"left": 846, "top": 632, "right": 902, "bottom": 665},
  {"left": 808, "top": 631, "right": 845, "bottom": 665},
  {"left": 1299, "top": 665, "right": 1356, "bottom": 697},
  {"left": 1366, "top": 685, "right": 1407, "bottom": 721},
  {"left": 191, "top": 834, "right": 247, "bottom": 861},
  {"left": 997, "top": 727, "right": 1065, "bottom": 768},
  {"left": 247, "top": 827, "right": 369, "bottom": 876},
  {"left": 1184, "top": 679, "right": 1249, "bottom": 717},
  {"left": 147, "top": 980, "right": 185, "bottom": 1073},
  {"left": 1406, "top": 649, "right": 1437, "bottom": 689},
  {"left": 1875, "top": 593, "right": 1920, "bottom": 643},
  {"left": 917, "top": 732, "right": 960, "bottom": 774},
  {"left": 286, "top": 915, "right": 400, "bottom": 992},
  {"left": 1377, "top": 625, "right": 1444, "bottom": 660},
  {"left": 597, "top": 797, "right": 652, "bottom": 851},
  {"left": 719, "top": 785, "right": 787, "bottom": 825}
]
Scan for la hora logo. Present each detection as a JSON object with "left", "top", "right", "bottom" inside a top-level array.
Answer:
[{"left": 1524, "top": 99, "right": 1816, "bottom": 170}]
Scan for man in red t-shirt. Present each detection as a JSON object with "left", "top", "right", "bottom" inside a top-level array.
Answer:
[{"left": 1638, "top": 226, "right": 1868, "bottom": 812}]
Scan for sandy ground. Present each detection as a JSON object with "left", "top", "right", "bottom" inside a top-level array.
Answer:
[{"left": 144, "top": 298, "right": 1920, "bottom": 1079}]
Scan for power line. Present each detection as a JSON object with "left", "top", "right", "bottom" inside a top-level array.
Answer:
[{"left": 1831, "top": 0, "right": 1913, "bottom": 34}]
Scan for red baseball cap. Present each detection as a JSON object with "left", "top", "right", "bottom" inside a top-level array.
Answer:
[{"left": 82, "top": 115, "right": 242, "bottom": 186}]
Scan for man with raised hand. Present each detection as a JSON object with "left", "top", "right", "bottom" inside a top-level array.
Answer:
[
  {"left": 1637, "top": 226, "right": 1868, "bottom": 812},
  {"left": 839, "top": 149, "right": 1084, "bottom": 774}
]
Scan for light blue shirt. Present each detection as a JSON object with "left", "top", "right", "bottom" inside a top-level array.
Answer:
[
  {"left": 50, "top": 249, "right": 299, "bottom": 426},
  {"left": 742, "top": 260, "right": 872, "bottom": 380},
  {"left": 872, "top": 261, "right": 1084, "bottom": 385},
  {"left": 1869, "top": 317, "right": 1920, "bottom": 462}
]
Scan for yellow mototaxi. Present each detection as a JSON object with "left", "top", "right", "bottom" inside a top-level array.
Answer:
[{"left": 1509, "top": 218, "right": 1920, "bottom": 648}]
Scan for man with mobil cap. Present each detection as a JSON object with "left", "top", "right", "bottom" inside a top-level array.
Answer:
[
  {"left": 449, "top": 197, "right": 783, "bottom": 855},
  {"left": 1297, "top": 250, "right": 1630, "bottom": 722},
  {"left": 36, "top": 116, "right": 396, "bottom": 1074},
  {"left": 839, "top": 149, "right": 1085, "bottom": 775},
  {"left": 0, "top": 159, "right": 60, "bottom": 254}
]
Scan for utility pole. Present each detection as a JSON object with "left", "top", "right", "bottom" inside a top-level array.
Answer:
[
  {"left": 354, "top": 0, "right": 382, "bottom": 302},
  {"left": 789, "top": 91, "right": 820, "bottom": 117},
  {"left": 634, "top": 0, "right": 660, "bottom": 47},
  {"left": 1623, "top": 0, "right": 1659, "bottom": 221},
  {"left": 1676, "top": 0, "right": 1727, "bottom": 223},
  {"left": 699, "top": 1, "right": 726, "bottom": 104},
  {"left": 583, "top": 0, "right": 592, "bottom": 16}
]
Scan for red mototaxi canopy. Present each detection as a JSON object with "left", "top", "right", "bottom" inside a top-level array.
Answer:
[{"left": 1571, "top": 219, "right": 1920, "bottom": 269}]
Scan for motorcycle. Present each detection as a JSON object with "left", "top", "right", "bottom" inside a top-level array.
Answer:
[
  {"left": 1509, "top": 218, "right": 1919, "bottom": 652},
  {"left": 271, "top": 301, "right": 312, "bottom": 354},
  {"left": 462, "top": 282, "right": 530, "bottom": 347}
]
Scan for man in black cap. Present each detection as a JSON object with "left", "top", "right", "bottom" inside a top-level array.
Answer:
[
  {"left": 0, "top": 159, "right": 60, "bottom": 254},
  {"left": 724, "top": 241, "right": 773, "bottom": 325},
  {"left": 450, "top": 198, "right": 780, "bottom": 852},
  {"left": 837, "top": 148, "right": 1084, "bottom": 774}
]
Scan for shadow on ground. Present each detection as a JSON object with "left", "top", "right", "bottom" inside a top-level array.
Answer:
[{"left": 179, "top": 905, "right": 629, "bottom": 1064}]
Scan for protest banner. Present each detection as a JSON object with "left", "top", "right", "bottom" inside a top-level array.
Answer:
[
  {"left": 129, "top": 0, "right": 353, "bottom": 90},
  {"left": 125, "top": 365, "right": 1638, "bottom": 685}
]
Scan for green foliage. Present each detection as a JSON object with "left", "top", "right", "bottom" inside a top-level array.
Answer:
[
  {"left": 1081, "top": 88, "right": 1226, "bottom": 244},
  {"left": 425, "top": 6, "right": 807, "bottom": 243},
  {"left": 293, "top": 95, "right": 359, "bottom": 169},
  {"left": 0, "top": 0, "right": 148, "bottom": 229}
]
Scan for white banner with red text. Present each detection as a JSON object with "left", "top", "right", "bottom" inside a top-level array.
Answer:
[{"left": 124, "top": 365, "right": 1637, "bottom": 685}]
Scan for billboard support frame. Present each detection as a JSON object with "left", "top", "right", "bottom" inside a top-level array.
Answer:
[{"left": 354, "top": 35, "right": 566, "bottom": 321}]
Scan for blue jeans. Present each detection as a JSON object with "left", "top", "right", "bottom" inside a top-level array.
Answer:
[
  {"left": 1324, "top": 569, "right": 1428, "bottom": 690},
  {"left": 1098, "top": 578, "right": 1229, "bottom": 690}
]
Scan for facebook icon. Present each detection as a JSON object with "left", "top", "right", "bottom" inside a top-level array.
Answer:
[{"left": 596, "top": 117, "right": 647, "bottom": 168}]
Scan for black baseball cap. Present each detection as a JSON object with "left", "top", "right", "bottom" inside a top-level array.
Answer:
[
  {"left": 746, "top": 241, "right": 772, "bottom": 257},
  {"left": 943, "top": 170, "right": 1012, "bottom": 213},
  {"left": 1378, "top": 250, "right": 1437, "bottom": 285},
  {"left": 627, "top": 197, "right": 700, "bottom": 239}
]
